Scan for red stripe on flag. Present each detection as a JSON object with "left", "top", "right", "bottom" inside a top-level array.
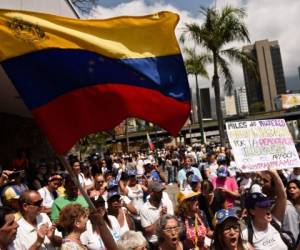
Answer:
[{"left": 31, "top": 83, "right": 190, "bottom": 153}]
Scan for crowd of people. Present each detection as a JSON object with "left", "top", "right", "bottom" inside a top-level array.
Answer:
[{"left": 0, "top": 143, "right": 300, "bottom": 250}]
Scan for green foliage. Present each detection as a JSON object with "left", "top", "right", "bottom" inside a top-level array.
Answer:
[{"left": 181, "top": 5, "right": 256, "bottom": 145}]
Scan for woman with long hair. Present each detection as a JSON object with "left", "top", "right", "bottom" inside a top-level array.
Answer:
[
  {"left": 287, "top": 179, "right": 300, "bottom": 212},
  {"left": 80, "top": 196, "right": 120, "bottom": 250},
  {"left": 57, "top": 204, "right": 88, "bottom": 250},
  {"left": 157, "top": 214, "right": 183, "bottom": 250},
  {"left": 176, "top": 190, "right": 213, "bottom": 250},
  {"left": 211, "top": 209, "right": 253, "bottom": 250}
]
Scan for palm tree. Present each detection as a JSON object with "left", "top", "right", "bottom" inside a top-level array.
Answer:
[
  {"left": 181, "top": 6, "right": 256, "bottom": 146},
  {"left": 184, "top": 47, "right": 211, "bottom": 143}
]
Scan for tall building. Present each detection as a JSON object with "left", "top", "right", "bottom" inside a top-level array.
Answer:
[
  {"left": 235, "top": 87, "right": 249, "bottom": 114},
  {"left": 242, "top": 40, "right": 286, "bottom": 113},
  {"left": 224, "top": 95, "right": 237, "bottom": 116},
  {"left": 190, "top": 87, "right": 212, "bottom": 122},
  {"left": 200, "top": 88, "right": 212, "bottom": 118}
]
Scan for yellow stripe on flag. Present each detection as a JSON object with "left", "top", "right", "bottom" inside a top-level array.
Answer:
[{"left": 0, "top": 9, "right": 181, "bottom": 61}]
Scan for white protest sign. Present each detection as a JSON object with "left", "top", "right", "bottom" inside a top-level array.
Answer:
[{"left": 226, "top": 119, "right": 300, "bottom": 173}]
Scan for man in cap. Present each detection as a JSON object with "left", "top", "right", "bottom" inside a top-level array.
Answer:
[
  {"left": 140, "top": 181, "right": 173, "bottom": 248},
  {"left": 38, "top": 173, "right": 62, "bottom": 215},
  {"left": 177, "top": 155, "right": 201, "bottom": 190}
]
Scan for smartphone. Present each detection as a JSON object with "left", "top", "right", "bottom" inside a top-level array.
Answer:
[{"left": 10, "top": 170, "right": 25, "bottom": 179}]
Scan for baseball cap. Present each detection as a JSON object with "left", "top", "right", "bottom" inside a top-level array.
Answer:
[
  {"left": 217, "top": 166, "right": 228, "bottom": 177},
  {"left": 107, "top": 191, "right": 121, "bottom": 201},
  {"left": 245, "top": 192, "right": 274, "bottom": 209},
  {"left": 177, "top": 190, "right": 200, "bottom": 205},
  {"left": 188, "top": 174, "right": 200, "bottom": 183},
  {"left": 148, "top": 181, "right": 165, "bottom": 192},
  {"left": 215, "top": 208, "right": 239, "bottom": 225}
]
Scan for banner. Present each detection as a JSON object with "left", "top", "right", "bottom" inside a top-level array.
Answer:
[
  {"left": 281, "top": 94, "right": 300, "bottom": 109},
  {"left": 226, "top": 119, "right": 300, "bottom": 172}
]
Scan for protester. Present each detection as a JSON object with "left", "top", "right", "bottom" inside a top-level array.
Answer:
[
  {"left": 157, "top": 214, "right": 183, "bottom": 250},
  {"left": 211, "top": 163, "right": 239, "bottom": 210},
  {"left": 81, "top": 162, "right": 94, "bottom": 191},
  {"left": 117, "top": 230, "right": 148, "bottom": 250},
  {"left": 38, "top": 173, "right": 62, "bottom": 215},
  {"left": 57, "top": 203, "right": 88, "bottom": 250},
  {"left": 123, "top": 169, "right": 146, "bottom": 221},
  {"left": 140, "top": 181, "right": 174, "bottom": 249},
  {"left": 51, "top": 174, "right": 89, "bottom": 221},
  {"left": 177, "top": 156, "right": 201, "bottom": 190},
  {"left": 211, "top": 208, "right": 253, "bottom": 250},
  {"left": 285, "top": 179, "right": 300, "bottom": 241},
  {"left": 14, "top": 190, "right": 61, "bottom": 249},
  {"left": 69, "top": 156, "right": 85, "bottom": 187},
  {"left": 261, "top": 170, "right": 299, "bottom": 243},
  {"left": 242, "top": 168, "right": 293, "bottom": 250},
  {"left": 176, "top": 190, "right": 213, "bottom": 249},
  {"left": 1, "top": 171, "right": 28, "bottom": 215},
  {"left": 107, "top": 190, "right": 135, "bottom": 235},
  {"left": 0, "top": 206, "right": 18, "bottom": 250},
  {"left": 32, "top": 160, "right": 48, "bottom": 190},
  {"left": 80, "top": 196, "right": 120, "bottom": 249},
  {"left": 88, "top": 173, "right": 107, "bottom": 199}
]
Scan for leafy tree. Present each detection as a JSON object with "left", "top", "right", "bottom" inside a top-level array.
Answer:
[{"left": 181, "top": 6, "right": 256, "bottom": 146}]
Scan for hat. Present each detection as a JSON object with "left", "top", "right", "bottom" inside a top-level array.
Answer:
[
  {"left": 217, "top": 166, "right": 228, "bottom": 177},
  {"left": 188, "top": 174, "right": 200, "bottom": 183},
  {"left": 217, "top": 155, "right": 227, "bottom": 165},
  {"left": 215, "top": 209, "right": 239, "bottom": 225},
  {"left": 245, "top": 192, "right": 274, "bottom": 209},
  {"left": 126, "top": 169, "right": 137, "bottom": 177},
  {"left": 177, "top": 190, "right": 200, "bottom": 205},
  {"left": 48, "top": 174, "right": 62, "bottom": 182},
  {"left": 1, "top": 186, "right": 20, "bottom": 200},
  {"left": 107, "top": 179, "right": 118, "bottom": 190},
  {"left": 107, "top": 191, "right": 121, "bottom": 201},
  {"left": 148, "top": 181, "right": 165, "bottom": 192}
]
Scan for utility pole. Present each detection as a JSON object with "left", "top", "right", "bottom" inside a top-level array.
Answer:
[{"left": 195, "top": 74, "right": 205, "bottom": 144}]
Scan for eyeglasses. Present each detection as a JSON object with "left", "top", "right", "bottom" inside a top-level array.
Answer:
[
  {"left": 163, "top": 226, "right": 180, "bottom": 234},
  {"left": 223, "top": 225, "right": 239, "bottom": 234},
  {"left": 26, "top": 199, "right": 43, "bottom": 207}
]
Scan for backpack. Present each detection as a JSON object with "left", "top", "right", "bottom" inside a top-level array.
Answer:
[{"left": 246, "top": 217, "right": 296, "bottom": 250}]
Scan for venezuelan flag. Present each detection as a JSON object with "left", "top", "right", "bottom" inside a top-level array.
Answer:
[{"left": 0, "top": 9, "right": 190, "bottom": 154}]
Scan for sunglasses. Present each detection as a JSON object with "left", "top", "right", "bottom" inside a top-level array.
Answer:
[{"left": 26, "top": 199, "right": 43, "bottom": 207}]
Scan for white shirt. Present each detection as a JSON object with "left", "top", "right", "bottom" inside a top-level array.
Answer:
[
  {"left": 80, "top": 220, "right": 106, "bottom": 250},
  {"left": 14, "top": 213, "right": 56, "bottom": 250},
  {"left": 38, "top": 186, "right": 57, "bottom": 208},
  {"left": 140, "top": 192, "right": 174, "bottom": 243},
  {"left": 242, "top": 221, "right": 287, "bottom": 250},
  {"left": 136, "top": 159, "right": 145, "bottom": 176}
]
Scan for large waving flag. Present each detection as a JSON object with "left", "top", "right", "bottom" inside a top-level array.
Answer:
[{"left": 0, "top": 9, "right": 191, "bottom": 154}]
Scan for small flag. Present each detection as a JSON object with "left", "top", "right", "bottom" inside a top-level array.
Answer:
[{"left": 147, "top": 133, "right": 155, "bottom": 151}]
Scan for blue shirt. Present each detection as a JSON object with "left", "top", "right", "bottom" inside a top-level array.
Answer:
[{"left": 177, "top": 167, "right": 201, "bottom": 189}]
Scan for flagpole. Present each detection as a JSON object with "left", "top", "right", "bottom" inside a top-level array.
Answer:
[{"left": 57, "top": 155, "right": 95, "bottom": 209}]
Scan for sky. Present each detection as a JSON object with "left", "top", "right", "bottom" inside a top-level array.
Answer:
[{"left": 83, "top": 0, "right": 300, "bottom": 93}]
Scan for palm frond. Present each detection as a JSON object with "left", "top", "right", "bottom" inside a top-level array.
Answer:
[{"left": 216, "top": 55, "right": 233, "bottom": 86}]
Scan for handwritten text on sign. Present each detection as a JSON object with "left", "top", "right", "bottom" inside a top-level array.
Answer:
[{"left": 226, "top": 119, "right": 300, "bottom": 172}]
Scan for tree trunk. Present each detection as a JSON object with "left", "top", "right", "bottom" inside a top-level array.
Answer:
[
  {"left": 212, "top": 52, "right": 226, "bottom": 146},
  {"left": 195, "top": 74, "right": 205, "bottom": 144},
  {"left": 125, "top": 118, "right": 129, "bottom": 153}
]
